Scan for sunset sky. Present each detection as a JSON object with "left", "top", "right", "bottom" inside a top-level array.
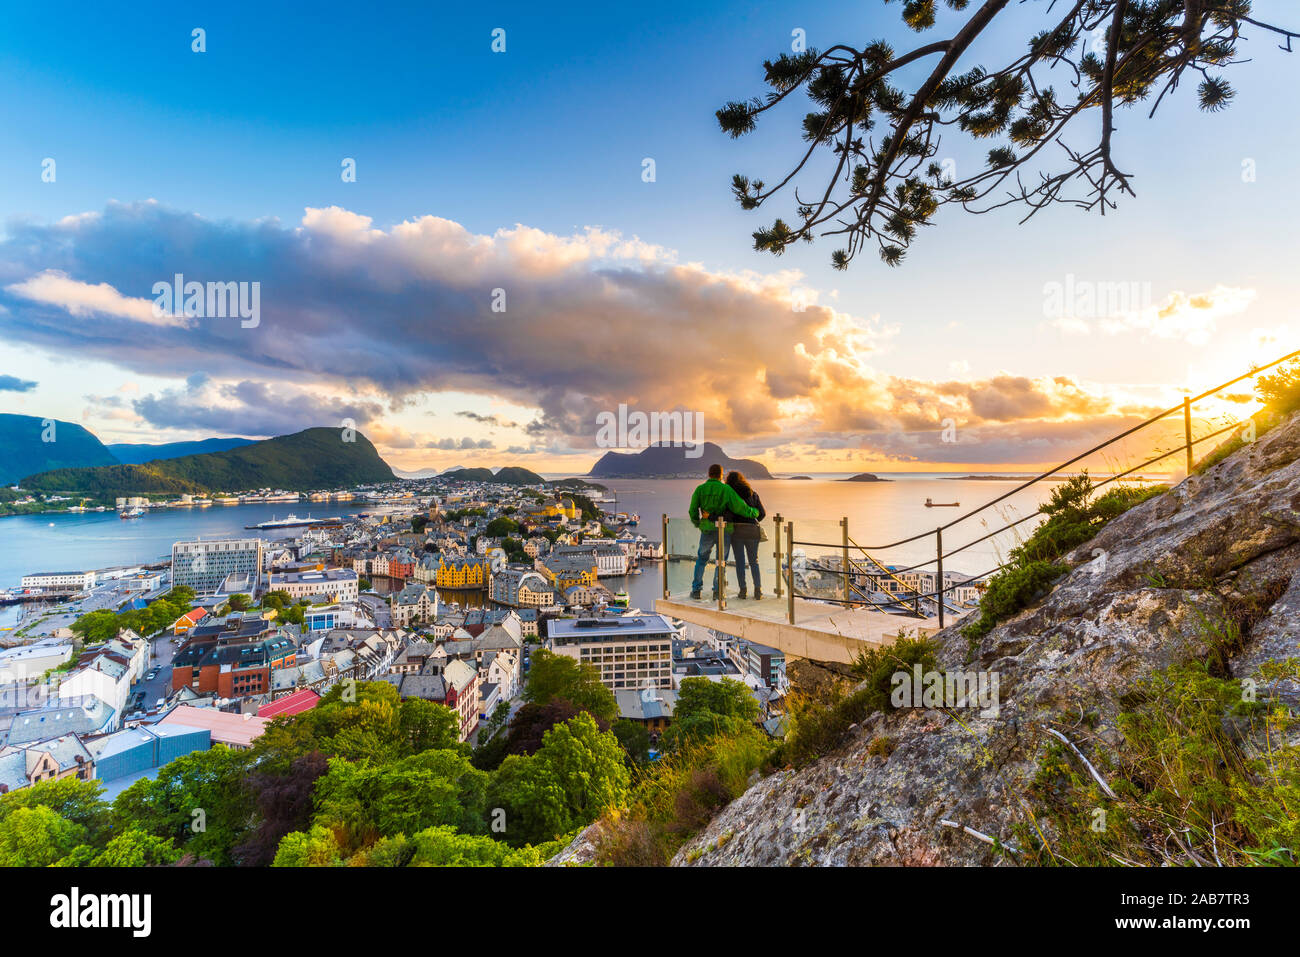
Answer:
[{"left": 0, "top": 1, "right": 1296, "bottom": 474}]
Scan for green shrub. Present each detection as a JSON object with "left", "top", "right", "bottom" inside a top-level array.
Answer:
[
  {"left": 1255, "top": 360, "right": 1300, "bottom": 416},
  {"left": 773, "top": 634, "right": 937, "bottom": 769},
  {"left": 1015, "top": 657, "right": 1300, "bottom": 866},
  {"left": 964, "top": 475, "right": 1163, "bottom": 642}
]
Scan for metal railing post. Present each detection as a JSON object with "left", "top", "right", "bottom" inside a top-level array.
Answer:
[
  {"left": 786, "top": 521, "right": 795, "bottom": 625},
  {"left": 661, "top": 513, "right": 669, "bottom": 599},
  {"left": 936, "top": 527, "right": 944, "bottom": 630},
  {"left": 716, "top": 520, "right": 726, "bottom": 610},
  {"left": 1184, "top": 396, "right": 1194, "bottom": 476},
  {"left": 772, "top": 513, "right": 783, "bottom": 599},
  {"left": 840, "top": 517, "right": 850, "bottom": 605}
]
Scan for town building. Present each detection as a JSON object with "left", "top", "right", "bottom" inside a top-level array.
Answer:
[
  {"left": 537, "top": 553, "right": 598, "bottom": 592},
  {"left": 0, "top": 642, "right": 73, "bottom": 684},
  {"left": 491, "top": 568, "right": 556, "bottom": 608},
  {"left": 170, "top": 615, "right": 296, "bottom": 699},
  {"left": 389, "top": 582, "right": 438, "bottom": 627},
  {"left": 158, "top": 705, "right": 269, "bottom": 750},
  {"left": 172, "top": 538, "right": 264, "bottom": 594},
  {"left": 19, "top": 570, "right": 96, "bottom": 591},
  {"left": 85, "top": 722, "right": 211, "bottom": 799},
  {"left": 58, "top": 631, "right": 149, "bottom": 729},
  {"left": 548, "top": 615, "right": 676, "bottom": 692},
  {"left": 553, "top": 542, "right": 630, "bottom": 577},
  {"left": 614, "top": 687, "right": 678, "bottom": 736},
  {"left": 266, "top": 567, "right": 359, "bottom": 604},
  {"left": 0, "top": 734, "right": 95, "bottom": 794},
  {"left": 436, "top": 555, "right": 491, "bottom": 589}
]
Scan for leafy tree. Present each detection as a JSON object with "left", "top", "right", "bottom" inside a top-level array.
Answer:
[
  {"left": 486, "top": 516, "right": 520, "bottom": 537},
  {"left": 0, "top": 776, "right": 109, "bottom": 839},
  {"left": 164, "top": 585, "right": 196, "bottom": 605},
  {"left": 500, "top": 698, "right": 609, "bottom": 760},
  {"left": 232, "top": 751, "right": 330, "bottom": 867},
  {"left": 488, "top": 713, "right": 629, "bottom": 846},
  {"left": 227, "top": 593, "right": 252, "bottom": 612},
  {"left": 71, "top": 609, "right": 121, "bottom": 644},
  {"left": 111, "top": 746, "right": 256, "bottom": 866},
  {"left": 313, "top": 750, "right": 490, "bottom": 851},
  {"left": 251, "top": 682, "right": 464, "bottom": 774},
  {"left": 61, "top": 828, "right": 182, "bottom": 867},
  {"left": 261, "top": 590, "right": 292, "bottom": 612},
  {"left": 272, "top": 824, "right": 342, "bottom": 867},
  {"left": 524, "top": 649, "right": 618, "bottom": 723},
  {"left": 612, "top": 718, "right": 652, "bottom": 764},
  {"left": 1256, "top": 360, "right": 1300, "bottom": 417},
  {"left": 487, "top": 753, "right": 572, "bottom": 847},
  {"left": 501, "top": 537, "right": 528, "bottom": 563},
  {"left": 662, "top": 677, "right": 761, "bottom": 748},
  {"left": 530, "top": 712, "right": 630, "bottom": 828},
  {"left": 718, "top": 1, "right": 1299, "bottom": 268},
  {"left": 350, "top": 833, "right": 415, "bottom": 867},
  {"left": 0, "top": 806, "right": 87, "bottom": 866},
  {"left": 405, "top": 825, "right": 546, "bottom": 866},
  {"left": 398, "top": 697, "right": 462, "bottom": 754}
]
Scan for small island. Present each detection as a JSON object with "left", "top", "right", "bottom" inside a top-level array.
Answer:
[
  {"left": 842, "top": 472, "right": 891, "bottom": 482},
  {"left": 785, "top": 475, "right": 813, "bottom": 480}
]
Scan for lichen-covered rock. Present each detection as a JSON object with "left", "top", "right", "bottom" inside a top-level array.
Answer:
[
  {"left": 672, "top": 412, "right": 1300, "bottom": 867},
  {"left": 545, "top": 821, "right": 607, "bottom": 866}
]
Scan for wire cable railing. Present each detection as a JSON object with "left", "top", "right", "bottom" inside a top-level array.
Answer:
[{"left": 661, "top": 348, "right": 1298, "bottom": 630}]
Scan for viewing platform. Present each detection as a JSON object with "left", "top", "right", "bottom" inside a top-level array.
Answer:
[
  {"left": 652, "top": 515, "right": 979, "bottom": 665},
  {"left": 657, "top": 591, "right": 941, "bottom": 665}
]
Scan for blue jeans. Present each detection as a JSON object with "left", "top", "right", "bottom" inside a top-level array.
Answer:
[
  {"left": 730, "top": 533, "right": 761, "bottom": 593},
  {"left": 691, "top": 528, "right": 729, "bottom": 595}
]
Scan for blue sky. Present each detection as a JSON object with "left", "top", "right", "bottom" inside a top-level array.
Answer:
[{"left": 0, "top": 0, "right": 1296, "bottom": 471}]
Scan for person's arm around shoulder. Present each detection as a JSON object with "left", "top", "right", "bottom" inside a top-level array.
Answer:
[{"left": 721, "top": 484, "right": 759, "bottom": 519}]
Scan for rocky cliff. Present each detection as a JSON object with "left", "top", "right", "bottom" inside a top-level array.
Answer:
[{"left": 670, "top": 411, "right": 1300, "bottom": 866}]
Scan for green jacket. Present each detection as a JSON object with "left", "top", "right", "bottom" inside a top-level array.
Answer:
[{"left": 688, "top": 478, "right": 758, "bottom": 533}]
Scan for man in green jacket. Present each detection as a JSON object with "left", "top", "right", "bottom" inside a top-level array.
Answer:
[{"left": 688, "top": 463, "right": 759, "bottom": 599}]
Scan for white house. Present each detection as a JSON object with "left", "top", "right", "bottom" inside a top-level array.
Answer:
[
  {"left": 56, "top": 630, "right": 147, "bottom": 731},
  {"left": 0, "top": 643, "right": 73, "bottom": 684}
]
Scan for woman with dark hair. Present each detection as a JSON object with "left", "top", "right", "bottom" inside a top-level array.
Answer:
[{"left": 724, "top": 470, "right": 766, "bottom": 599}]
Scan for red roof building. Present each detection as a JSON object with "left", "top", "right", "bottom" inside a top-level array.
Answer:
[
  {"left": 172, "top": 607, "right": 208, "bottom": 635},
  {"left": 257, "top": 688, "right": 321, "bottom": 719}
]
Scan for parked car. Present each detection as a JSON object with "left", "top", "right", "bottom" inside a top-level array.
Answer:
[{"left": 154, "top": 697, "right": 166, "bottom": 709}]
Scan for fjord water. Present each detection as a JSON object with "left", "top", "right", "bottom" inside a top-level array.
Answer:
[{"left": 0, "top": 502, "right": 319, "bottom": 587}]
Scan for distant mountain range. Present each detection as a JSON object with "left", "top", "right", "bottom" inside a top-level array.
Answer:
[
  {"left": 0, "top": 414, "right": 119, "bottom": 485},
  {"left": 21, "top": 427, "right": 395, "bottom": 496},
  {"left": 108, "top": 437, "right": 257, "bottom": 464},
  {"left": 588, "top": 442, "right": 772, "bottom": 479}
]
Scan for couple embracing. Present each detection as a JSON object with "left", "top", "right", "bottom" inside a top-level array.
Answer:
[{"left": 687, "top": 462, "right": 767, "bottom": 600}]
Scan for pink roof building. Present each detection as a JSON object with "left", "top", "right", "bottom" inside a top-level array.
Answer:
[{"left": 158, "top": 706, "right": 269, "bottom": 750}]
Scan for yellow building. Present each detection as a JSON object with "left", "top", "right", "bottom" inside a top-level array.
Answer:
[
  {"left": 523, "top": 497, "right": 581, "bottom": 523},
  {"left": 437, "top": 555, "right": 490, "bottom": 589}
]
